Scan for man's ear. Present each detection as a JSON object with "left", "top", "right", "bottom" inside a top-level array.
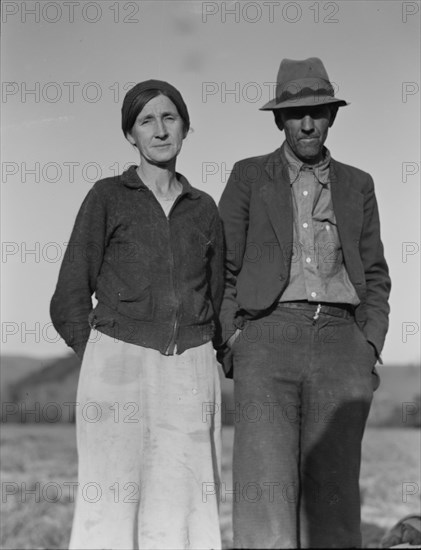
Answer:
[
  {"left": 273, "top": 110, "right": 284, "bottom": 131},
  {"left": 328, "top": 105, "right": 339, "bottom": 128}
]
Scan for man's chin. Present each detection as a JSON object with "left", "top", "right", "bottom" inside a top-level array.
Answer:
[{"left": 295, "top": 146, "right": 323, "bottom": 164}]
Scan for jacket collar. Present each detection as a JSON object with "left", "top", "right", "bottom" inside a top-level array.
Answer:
[
  {"left": 264, "top": 146, "right": 286, "bottom": 181},
  {"left": 263, "top": 145, "right": 363, "bottom": 220},
  {"left": 121, "top": 165, "right": 201, "bottom": 199},
  {"left": 260, "top": 145, "right": 363, "bottom": 272},
  {"left": 264, "top": 143, "right": 331, "bottom": 184}
]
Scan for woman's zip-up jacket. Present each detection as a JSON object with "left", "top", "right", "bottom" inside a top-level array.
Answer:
[{"left": 50, "top": 166, "right": 224, "bottom": 359}]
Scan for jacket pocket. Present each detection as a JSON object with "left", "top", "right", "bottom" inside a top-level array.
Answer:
[{"left": 117, "top": 285, "right": 152, "bottom": 321}]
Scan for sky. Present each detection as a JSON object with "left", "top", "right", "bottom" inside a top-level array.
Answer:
[{"left": 1, "top": 0, "right": 420, "bottom": 365}]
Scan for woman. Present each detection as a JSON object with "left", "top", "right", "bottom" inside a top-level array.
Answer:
[{"left": 50, "top": 80, "right": 224, "bottom": 550}]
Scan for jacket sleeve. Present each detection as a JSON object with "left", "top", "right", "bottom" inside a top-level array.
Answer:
[
  {"left": 359, "top": 175, "right": 391, "bottom": 358},
  {"left": 50, "top": 185, "right": 107, "bottom": 359},
  {"left": 218, "top": 161, "right": 251, "bottom": 345}
]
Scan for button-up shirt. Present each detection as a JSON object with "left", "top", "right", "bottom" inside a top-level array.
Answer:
[{"left": 279, "top": 141, "right": 360, "bottom": 305}]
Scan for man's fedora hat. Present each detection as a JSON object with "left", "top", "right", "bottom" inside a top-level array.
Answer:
[{"left": 260, "top": 57, "right": 349, "bottom": 110}]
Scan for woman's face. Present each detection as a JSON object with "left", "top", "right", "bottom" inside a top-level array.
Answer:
[{"left": 127, "top": 94, "right": 186, "bottom": 166}]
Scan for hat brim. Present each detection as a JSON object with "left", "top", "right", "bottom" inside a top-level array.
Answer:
[{"left": 260, "top": 96, "right": 349, "bottom": 111}]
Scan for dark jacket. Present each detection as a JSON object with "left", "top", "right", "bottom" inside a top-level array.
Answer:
[
  {"left": 218, "top": 147, "right": 391, "bottom": 375},
  {"left": 50, "top": 166, "right": 224, "bottom": 359}
]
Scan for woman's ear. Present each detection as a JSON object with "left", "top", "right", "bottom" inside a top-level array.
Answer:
[
  {"left": 126, "top": 132, "right": 137, "bottom": 148},
  {"left": 183, "top": 124, "right": 191, "bottom": 139}
]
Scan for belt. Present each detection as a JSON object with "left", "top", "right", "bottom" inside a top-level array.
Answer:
[{"left": 277, "top": 301, "right": 355, "bottom": 320}]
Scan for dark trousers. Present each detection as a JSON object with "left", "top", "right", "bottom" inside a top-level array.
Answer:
[{"left": 231, "top": 303, "right": 379, "bottom": 549}]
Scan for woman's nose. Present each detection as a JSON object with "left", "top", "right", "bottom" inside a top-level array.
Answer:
[{"left": 155, "top": 119, "right": 168, "bottom": 137}]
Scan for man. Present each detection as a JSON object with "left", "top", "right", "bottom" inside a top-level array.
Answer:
[{"left": 218, "top": 58, "right": 391, "bottom": 548}]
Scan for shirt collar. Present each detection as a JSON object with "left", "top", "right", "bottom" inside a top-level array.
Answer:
[
  {"left": 121, "top": 165, "right": 201, "bottom": 199},
  {"left": 282, "top": 141, "right": 331, "bottom": 186}
]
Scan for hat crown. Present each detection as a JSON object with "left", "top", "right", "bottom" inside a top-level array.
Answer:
[
  {"left": 278, "top": 57, "right": 330, "bottom": 85},
  {"left": 260, "top": 57, "right": 348, "bottom": 111},
  {"left": 276, "top": 57, "right": 333, "bottom": 100}
]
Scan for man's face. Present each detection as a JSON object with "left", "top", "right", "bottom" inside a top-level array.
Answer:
[{"left": 280, "top": 105, "right": 334, "bottom": 164}]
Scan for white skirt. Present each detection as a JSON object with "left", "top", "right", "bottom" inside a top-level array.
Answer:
[{"left": 69, "top": 331, "right": 222, "bottom": 550}]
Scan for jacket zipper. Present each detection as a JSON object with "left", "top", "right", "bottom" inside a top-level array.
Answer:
[
  {"left": 142, "top": 187, "right": 182, "bottom": 355},
  {"left": 164, "top": 197, "right": 182, "bottom": 355},
  {"left": 165, "top": 314, "right": 178, "bottom": 355}
]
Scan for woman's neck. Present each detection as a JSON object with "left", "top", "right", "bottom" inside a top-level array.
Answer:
[{"left": 136, "top": 162, "right": 181, "bottom": 199}]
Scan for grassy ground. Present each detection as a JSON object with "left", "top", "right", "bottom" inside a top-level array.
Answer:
[{"left": 1, "top": 424, "right": 420, "bottom": 549}]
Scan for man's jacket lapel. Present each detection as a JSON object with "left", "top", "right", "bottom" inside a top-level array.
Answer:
[
  {"left": 260, "top": 149, "right": 293, "bottom": 276},
  {"left": 330, "top": 159, "right": 364, "bottom": 269}
]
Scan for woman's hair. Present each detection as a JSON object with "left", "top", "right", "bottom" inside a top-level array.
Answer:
[{"left": 121, "top": 80, "right": 190, "bottom": 139}]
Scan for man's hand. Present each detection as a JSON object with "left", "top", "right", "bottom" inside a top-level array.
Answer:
[
  {"left": 226, "top": 328, "right": 242, "bottom": 350},
  {"left": 367, "top": 340, "right": 379, "bottom": 363}
]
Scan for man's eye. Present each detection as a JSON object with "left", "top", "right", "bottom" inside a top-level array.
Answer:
[{"left": 288, "top": 111, "right": 304, "bottom": 119}]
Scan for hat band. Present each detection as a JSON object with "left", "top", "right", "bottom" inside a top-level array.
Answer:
[
  {"left": 275, "top": 77, "right": 334, "bottom": 104},
  {"left": 277, "top": 85, "right": 335, "bottom": 105}
]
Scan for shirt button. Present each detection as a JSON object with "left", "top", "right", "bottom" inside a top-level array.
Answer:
[
  {"left": 303, "top": 190, "right": 309, "bottom": 196},
  {"left": 306, "top": 257, "right": 311, "bottom": 263},
  {"left": 303, "top": 222, "right": 308, "bottom": 228},
  {"left": 311, "top": 292, "right": 317, "bottom": 298}
]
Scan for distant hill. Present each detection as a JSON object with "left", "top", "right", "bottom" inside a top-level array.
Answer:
[
  {"left": 374, "top": 364, "right": 420, "bottom": 402},
  {"left": 1, "top": 354, "right": 419, "bottom": 426},
  {"left": 1, "top": 355, "right": 48, "bottom": 396},
  {"left": 367, "top": 365, "right": 420, "bottom": 427},
  {"left": 1, "top": 354, "right": 81, "bottom": 423}
]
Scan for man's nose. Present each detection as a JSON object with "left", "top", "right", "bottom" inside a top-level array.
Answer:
[{"left": 301, "top": 115, "right": 315, "bottom": 133}]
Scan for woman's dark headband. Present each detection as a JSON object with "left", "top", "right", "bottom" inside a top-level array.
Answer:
[{"left": 121, "top": 80, "right": 190, "bottom": 137}]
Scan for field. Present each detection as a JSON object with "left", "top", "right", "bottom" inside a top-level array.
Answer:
[{"left": 1, "top": 424, "right": 420, "bottom": 549}]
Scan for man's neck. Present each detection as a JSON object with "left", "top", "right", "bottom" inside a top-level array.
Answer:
[{"left": 283, "top": 140, "right": 329, "bottom": 168}]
